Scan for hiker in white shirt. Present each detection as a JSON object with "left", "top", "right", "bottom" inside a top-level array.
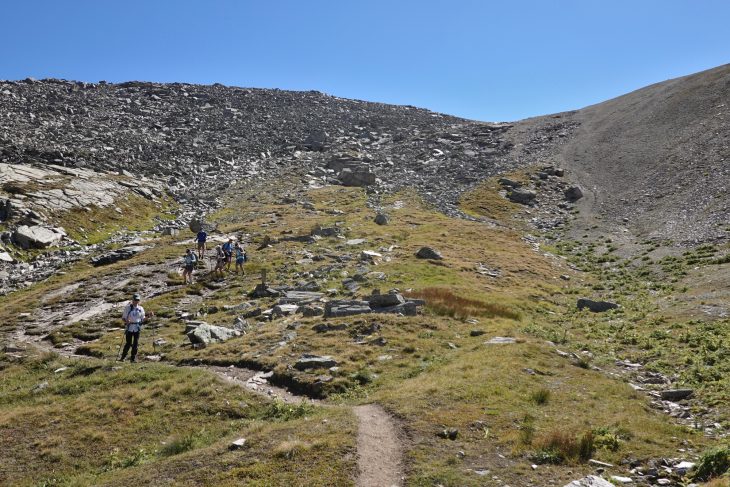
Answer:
[{"left": 119, "top": 293, "right": 146, "bottom": 363}]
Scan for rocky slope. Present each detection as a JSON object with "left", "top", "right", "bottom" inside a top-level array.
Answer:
[
  {"left": 519, "top": 63, "right": 730, "bottom": 245},
  {"left": 0, "top": 64, "right": 728, "bottom": 277}
]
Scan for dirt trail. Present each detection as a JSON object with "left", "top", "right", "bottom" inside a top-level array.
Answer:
[{"left": 354, "top": 404, "right": 405, "bottom": 487}]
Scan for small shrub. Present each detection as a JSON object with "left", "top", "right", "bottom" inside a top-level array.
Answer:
[
  {"left": 273, "top": 440, "right": 311, "bottom": 459},
  {"left": 263, "top": 400, "right": 313, "bottom": 421},
  {"left": 693, "top": 445, "right": 730, "bottom": 482},
  {"left": 530, "top": 388, "right": 551, "bottom": 405},
  {"left": 532, "top": 430, "right": 594, "bottom": 465},
  {"left": 160, "top": 434, "right": 198, "bottom": 457}
]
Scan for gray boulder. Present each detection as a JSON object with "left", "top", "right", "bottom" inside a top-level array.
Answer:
[
  {"left": 416, "top": 247, "right": 443, "bottom": 260},
  {"left": 272, "top": 304, "right": 299, "bottom": 318},
  {"left": 564, "top": 186, "right": 584, "bottom": 202},
  {"left": 577, "top": 298, "right": 619, "bottom": 312},
  {"left": 368, "top": 293, "right": 405, "bottom": 308},
  {"left": 508, "top": 188, "right": 537, "bottom": 205},
  {"left": 338, "top": 167, "right": 376, "bottom": 187},
  {"left": 12, "top": 225, "right": 65, "bottom": 249},
  {"left": 374, "top": 212, "right": 389, "bottom": 225},
  {"left": 294, "top": 354, "right": 338, "bottom": 371},
  {"left": 186, "top": 322, "right": 241, "bottom": 345}
]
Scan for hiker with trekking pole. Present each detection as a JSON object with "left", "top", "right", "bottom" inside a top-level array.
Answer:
[{"left": 118, "top": 293, "right": 146, "bottom": 363}]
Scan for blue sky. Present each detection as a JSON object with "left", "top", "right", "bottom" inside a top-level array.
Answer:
[{"left": 1, "top": 1, "right": 728, "bottom": 121}]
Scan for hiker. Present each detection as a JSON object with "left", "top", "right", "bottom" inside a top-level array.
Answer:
[
  {"left": 213, "top": 244, "right": 226, "bottom": 278},
  {"left": 222, "top": 238, "right": 234, "bottom": 271},
  {"left": 182, "top": 248, "right": 197, "bottom": 284},
  {"left": 195, "top": 228, "right": 208, "bottom": 259},
  {"left": 234, "top": 243, "right": 246, "bottom": 274},
  {"left": 119, "top": 293, "right": 146, "bottom": 363}
]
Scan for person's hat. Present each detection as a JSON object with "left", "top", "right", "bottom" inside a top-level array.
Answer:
[{"left": 132, "top": 293, "right": 141, "bottom": 301}]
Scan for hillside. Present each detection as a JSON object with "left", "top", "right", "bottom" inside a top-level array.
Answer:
[{"left": 0, "top": 66, "right": 728, "bottom": 486}]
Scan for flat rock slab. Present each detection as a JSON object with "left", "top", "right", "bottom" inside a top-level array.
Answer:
[
  {"left": 294, "top": 354, "right": 338, "bottom": 370},
  {"left": 368, "top": 293, "right": 405, "bottom": 308},
  {"left": 279, "top": 291, "right": 324, "bottom": 304},
  {"left": 485, "top": 336, "right": 517, "bottom": 344},
  {"left": 659, "top": 389, "right": 693, "bottom": 401},
  {"left": 325, "top": 300, "right": 372, "bottom": 318}
]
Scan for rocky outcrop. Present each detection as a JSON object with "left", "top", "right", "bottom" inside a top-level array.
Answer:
[{"left": 416, "top": 247, "right": 443, "bottom": 260}]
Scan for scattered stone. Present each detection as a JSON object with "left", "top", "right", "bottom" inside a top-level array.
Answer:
[
  {"left": 342, "top": 278, "right": 360, "bottom": 293},
  {"left": 416, "top": 246, "right": 443, "bottom": 260},
  {"left": 301, "top": 305, "right": 324, "bottom": 317},
  {"left": 279, "top": 291, "right": 324, "bottom": 304},
  {"left": 438, "top": 428, "right": 459, "bottom": 440},
  {"left": 360, "top": 250, "right": 382, "bottom": 262},
  {"left": 577, "top": 298, "right": 619, "bottom": 312},
  {"left": 470, "top": 330, "right": 486, "bottom": 337},
  {"left": 0, "top": 251, "right": 13, "bottom": 262},
  {"left": 374, "top": 212, "right": 389, "bottom": 225}
]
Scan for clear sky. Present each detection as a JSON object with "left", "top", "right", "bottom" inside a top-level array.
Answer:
[{"left": 1, "top": 0, "right": 728, "bottom": 121}]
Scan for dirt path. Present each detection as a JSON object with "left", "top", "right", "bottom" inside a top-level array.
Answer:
[{"left": 354, "top": 404, "right": 405, "bottom": 487}]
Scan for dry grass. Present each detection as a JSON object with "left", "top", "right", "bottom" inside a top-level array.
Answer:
[{"left": 405, "top": 287, "right": 521, "bottom": 320}]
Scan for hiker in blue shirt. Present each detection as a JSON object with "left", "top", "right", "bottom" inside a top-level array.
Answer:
[
  {"left": 119, "top": 293, "right": 146, "bottom": 363},
  {"left": 222, "top": 238, "right": 234, "bottom": 271},
  {"left": 195, "top": 229, "right": 207, "bottom": 259}
]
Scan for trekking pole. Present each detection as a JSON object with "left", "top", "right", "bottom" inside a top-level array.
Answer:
[{"left": 116, "top": 329, "right": 126, "bottom": 360}]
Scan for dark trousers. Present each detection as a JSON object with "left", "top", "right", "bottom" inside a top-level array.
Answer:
[{"left": 121, "top": 330, "right": 140, "bottom": 361}]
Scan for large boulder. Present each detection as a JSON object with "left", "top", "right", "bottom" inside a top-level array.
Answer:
[
  {"left": 186, "top": 322, "right": 241, "bottom": 345},
  {"left": 338, "top": 167, "right": 376, "bottom": 187},
  {"left": 368, "top": 293, "right": 405, "bottom": 308},
  {"left": 416, "top": 247, "right": 443, "bottom": 260},
  {"left": 508, "top": 188, "right": 537, "bottom": 205},
  {"left": 564, "top": 186, "right": 584, "bottom": 202},
  {"left": 12, "top": 225, "right": 65, "bottom": 249},
  {"left": 577, "top": 298, "right": 619, "bottom": 312},
  {"left": 374, "top": 212, "right": 389, "bottom": 225}
]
